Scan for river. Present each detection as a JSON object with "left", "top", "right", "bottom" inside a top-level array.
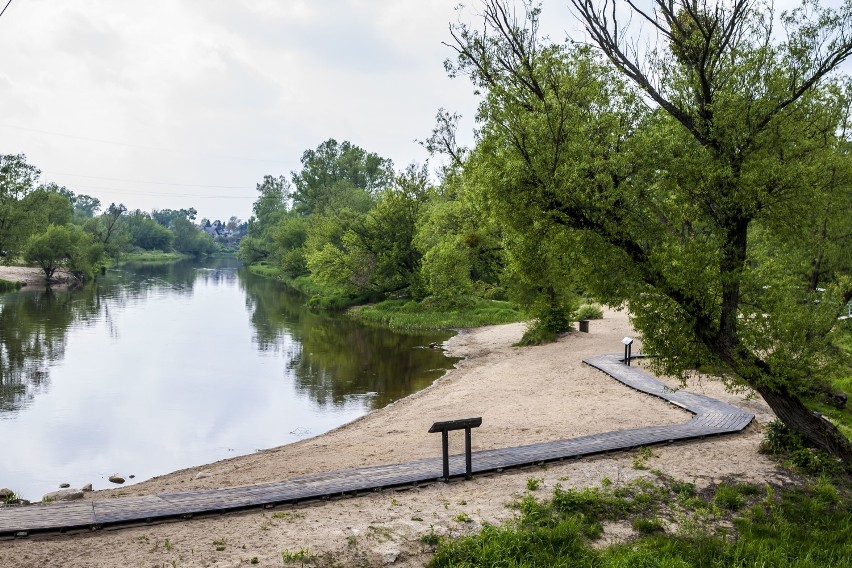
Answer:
[{"left": 0, "top": 257, "right": 457, "bottom": 501}]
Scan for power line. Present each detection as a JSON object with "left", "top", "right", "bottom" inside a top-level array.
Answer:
[
  {"left": 0, "top": 123, "right": 288, "bottom": 164},
  {"left": 62, "top": 182, "right": 255, "bottom": 199},
  {"left": 0, "top": 0, "right": 12, "bottom": 20},
  {"left": 43, "top": 171, "right": 249, "bottom": 189}
]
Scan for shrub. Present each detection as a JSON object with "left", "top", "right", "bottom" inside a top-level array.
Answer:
[{"left": 576, "top": 303, "right": 604, "bottom": 320}]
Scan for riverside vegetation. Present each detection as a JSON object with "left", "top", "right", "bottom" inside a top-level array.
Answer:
[
  {"left": 0, "top": 153, "right": 247, "bottom": 285},
  {"left": 237, "top": 0, "right": 852, "bottom": 468}
]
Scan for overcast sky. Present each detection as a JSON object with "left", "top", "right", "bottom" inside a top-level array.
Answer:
[{"left": 0, "top": 0, "right": 846, "bottom": 222}]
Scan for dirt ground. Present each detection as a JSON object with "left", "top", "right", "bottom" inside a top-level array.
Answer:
[
  {"left": 0, "top": 266, "right": 75, "bottom": 291},
  {"left": 0, "top": 308, "right": 789, "bottom": 568}
]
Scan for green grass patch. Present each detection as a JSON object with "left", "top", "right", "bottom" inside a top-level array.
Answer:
[
  {"left": 0, "top": 278, "right": 22, "bottom": 293},
  {"left": 121, "top": 250, "right": 188, "bottom": 262},
  {"left": 350, "top": 298, "right": 525, "bottom": 331},
  {"left": 429, "top": 475, "right": 852, "bottom": 568},
  {"left": 576, "top": 303, "right": 604, "bottom": 320}
]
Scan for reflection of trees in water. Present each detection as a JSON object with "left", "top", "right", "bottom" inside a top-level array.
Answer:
[
  {"left": 0, "top": 289, "right": 98, "bottom": 414},
  {"left": 240, "top": 270, "right": 458, "bottom": 410},
  {"left": 0, "top": 258, "right": 242, "bottom": 415}
]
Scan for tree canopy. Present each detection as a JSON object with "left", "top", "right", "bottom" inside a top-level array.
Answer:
[{"left": 445, "top": 0, "right": 852, "bottom": 465}]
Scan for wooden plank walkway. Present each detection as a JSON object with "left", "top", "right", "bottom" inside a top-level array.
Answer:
[{"left": 0, "top": 353, "right": 753, "bottom": 538}]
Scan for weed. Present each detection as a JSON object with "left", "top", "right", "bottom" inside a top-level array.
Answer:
[
  {"left": 346, "top": 535, "right": 357, "bottom": 547},
  {"left": 454, "top": 512, "right": 473, "bottom": 523},
  {"left": 367, "top": 525, "right": 394, "bottom": 542},
  {"left": 631, "top": 516, "right": 665, "bottom": 534},
  {"left": 526, "top": 477, "right": 543, "bottom": 491},
  {"left": 632, "top": 446, "right": 654, "bottom": 470},
  {"left": 164, "top": 538, "right": 173, "bottom": 551},
  {"left": 576, "top": 303, "right": 604, "bottom": 320},
  {"left": 281, "top": 548, "right": 314, "bottom": 562},
  {"left": 250, "top": 557, "right": 259, "bottom": 565},
  {"left": 271, "top": 511, "right": 304, "bottom": 522},
  {"left": 713, "top": 483, "right": 744, "bottom": 511},
  {"left": 601, "top": 477, "right": 612, "bottom": 487},
  {"left": 411, "top": 515, "right": 423, "bottom": 521},
  {"left": 212, "top": 537, "right": 226, "bottom": 552},
  {"left": 420, "top": 526, "right": 441, "bottom": 546}
]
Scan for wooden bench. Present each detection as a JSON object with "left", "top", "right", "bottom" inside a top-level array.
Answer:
[{"left": 428, "top": 417, "right": 482, "bottom": 481}]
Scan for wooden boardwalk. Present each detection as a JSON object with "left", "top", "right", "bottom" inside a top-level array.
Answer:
[{"left": 0, "top": 353, "right": 753, "bottom": 538}]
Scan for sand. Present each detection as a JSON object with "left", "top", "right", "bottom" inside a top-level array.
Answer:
[
  {"left": 0, "top": 266, "right": 75, "bottom": 291},
  {"left": 0, "top": 308, "right": 788, "bottom": 568}
]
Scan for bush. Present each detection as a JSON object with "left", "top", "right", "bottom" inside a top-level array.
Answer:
[{"left": 576, "top": 303, "right": 604, "bottom": 320}]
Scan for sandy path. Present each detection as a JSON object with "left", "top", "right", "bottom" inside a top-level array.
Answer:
[{"left": 1, "top": 309, "right": 788, "bottom": 567}]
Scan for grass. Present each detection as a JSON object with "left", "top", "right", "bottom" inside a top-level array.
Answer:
[
  {"left": 281, "top": 547, "right": 314, "bottom": 563},
  {"left": 120, "top": 250, "right": 187, "bottom": 262},
  {"left": 0, "top": 278, "right": 22, "bottom": 292},
  {"left": 576, "top": 303, "right": 605, "bottom": 320},
  {"left": 428, "top": 474, "right": 852, "bottom": 567},
  {"left": 351, "top": 298, "right": 526, "bottom": 331}
]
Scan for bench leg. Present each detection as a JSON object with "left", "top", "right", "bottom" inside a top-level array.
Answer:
[
  {"left": 441, "top": 430, "right": 449, "bottom": 482},
  {"left": 464, "top": 427, "right": 473, "bottom": 480}
]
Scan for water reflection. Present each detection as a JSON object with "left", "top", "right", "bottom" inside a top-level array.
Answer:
[
  {"left": 241, "top": 272, "right": 456, "bottom": 409},
  {"left": 0, "top": 289, "right": 99, "bottom": 415},
  {"left": 0, "top": 257, "right": 457, "bottom": 499}
]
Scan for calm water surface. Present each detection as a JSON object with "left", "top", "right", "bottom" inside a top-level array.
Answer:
[{"left": 0, "top": 258, "right": 457, "bottom": 500}]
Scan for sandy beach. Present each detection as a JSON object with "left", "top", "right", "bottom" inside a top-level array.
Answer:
[
  {"left": 0, "top": 308, "right": 788, "bottom": 567},
  {"left": 0, "top": 266, "right": 75, "bottom": 291}
]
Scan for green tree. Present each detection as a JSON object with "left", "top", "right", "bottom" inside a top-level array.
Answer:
[
  {"left": 171, "top": 217, "right": 214, "bottom": 256},
  {"left": 19, "top": 189, "right": 74, "bottom": 232},
  {"left": 307, "top": 164, "right": 432, "bottom": 297},
  {"left": 126, "top": 210, "right": 174, "bottom": 250},
  {"left": 43, "top": 182, "right": 101, "bottom": 221},
  {"left": 291, "top": 139, "right": 393, "bottom": 215},
  {"left": 24, "top": 224, "right": 101, "bottom": 282},
  {"left": 0, "top": 154, "right": 40, "bottom": 260},
  {"left": 449, "top": 1, "right": 852, "bottom": 464},
  {"left": 151, "top": 207, "right": 197, "bottom": 227},
  {"left": 238, "top": 175, "right": 291, "bottom": 264},
  {"left": 414, "top": 176, "right": 506, "bottom": 304},
  {"left": 85, "top": 202, "right": 130, "bottom": 257},
  {"left": 271, "top": 213, "right": 310, "bottom": 277}
]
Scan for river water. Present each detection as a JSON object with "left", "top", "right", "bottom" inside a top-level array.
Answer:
[{"left": 0, "top": 258, "right": 457, "bottom": 501}]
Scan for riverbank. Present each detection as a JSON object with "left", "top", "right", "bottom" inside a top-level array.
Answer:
[
  {"left": 2, "top": 309, "right": 788, "bottom": 567},
  {"left": 0, "top": 266, "right": 75, "bottom": 291}
]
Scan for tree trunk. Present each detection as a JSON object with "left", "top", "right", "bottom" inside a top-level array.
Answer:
[{"left": 756, "top": 383, "right": 852, "bottom": 469}]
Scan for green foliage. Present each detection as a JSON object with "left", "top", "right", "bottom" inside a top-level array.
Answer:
[
  {"left": 171, "top": 218, "right": 215, "bottom": 257},
  {"left": 431, "top": 475, "right": 852, "bottom": 568},
  {"left": 126, "top": 210, "right": 174, "bottom": 251},
  {"left": 446, "top": 0, "right": 852, "bottom": 464},
  {"left": 420, "top": 526, "right": 441, "bottom": 546},
  {"left": 151, "top": 207, "right": 197, "bottom": 227},
  {"left": 760, "top": 419, "right": 844, "bottom": 476},
  {"left": 351, "top": 298, "right": 524, "bottom": 331},
  {"left": 291, "top": 138, "right": 392, "bottom": 216},
  {"left": 0, "top": 154, "right": 42, "bottom": 260},
  {"left": 576, "top": 303, "right": 604, "bottom": 321},
  {"left": 24, "top": 224, "right": 103, "bottom": 282},
  {"left": 0, "top": 278, "right": 22, "bottom": 292},
  {"left": 280, "top": 547, "right": 314, "bottom": 563}
]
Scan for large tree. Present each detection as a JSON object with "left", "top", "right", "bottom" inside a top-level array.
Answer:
[
  {"left": 0, "top": 154, "right": 41, "bottom": 261},
  {"left": 291, "top": 139, "right": 394, "bottom": 215},
  {"left": 448, "top": 0, "right": 852, "bottom": 465}
]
